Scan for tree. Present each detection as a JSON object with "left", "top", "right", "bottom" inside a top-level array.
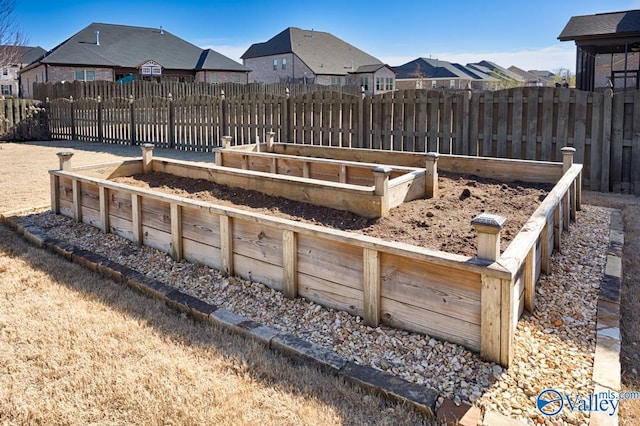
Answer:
[
  {"left": 552, "top": 67, "right": 576, "bottom": 88},
  {"left": 0, "top": 0, "right": 27, "bottom": 68}
]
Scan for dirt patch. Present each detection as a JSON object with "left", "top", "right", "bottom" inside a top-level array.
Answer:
[{"left": 113, "top": 171, "right": 552, "bottom": 257}]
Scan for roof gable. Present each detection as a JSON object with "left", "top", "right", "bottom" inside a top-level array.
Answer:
[
  {"left": 242, "top": 27, "right": 383, "bottom": 76},
  {"left": 394, "top": 57, "right": 492, "bottom": 81},
  {"left": 32, "top": 22, "right": 245, "bottom": 73}
]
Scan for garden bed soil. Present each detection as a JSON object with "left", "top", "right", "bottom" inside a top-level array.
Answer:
[{"left": 113, "top": 172, "right": 553, "bottom": 257}]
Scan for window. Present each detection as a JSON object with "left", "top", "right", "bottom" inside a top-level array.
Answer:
[
  {"left": 331, "top": 76, "right": 342, "bottom": 85},
  {"left": 234, "top": 75, "right": 241, "bottom": 83},
  {"left": 385, "top": 77, "right": 393, "bottom": 91},
  {"left": 210, "top": 74, "right": 217, "bottom": 84},
  {"left": 416, "top": 80, "right": 423, "bottom": 89},
  {"left": 1, "top": 85, "right": 11, "bottom": 96},
  {"left": 376, "top": 77, "right": 383, "bottom": 91},
  {"left": 75, "top": 70, "right": 96, "bottom": 81},
  {"left": 2, "top": 68, "right": 8, "bottom": 76},
  {"left": 450, "top": 80, "right": 455, "bottom": 89},
  {"left": 431, "top": 80, "right": 437, "bottom": 89},
  {"left": 282, "top": 58, "right": 287, "bottom": 70},
  {"left": 360, "top": 77, "right": 369, "bottom": 91},
  {"left": 273, "top": 59, "right": 278, "bottom": 70}
]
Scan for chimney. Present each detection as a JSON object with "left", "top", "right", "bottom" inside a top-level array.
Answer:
[
  {"left": 160, "top": 26, "right": 164, "bottom": 35},
  {"left": 96, "top": 30, "right": 100, "bottom": 46}
]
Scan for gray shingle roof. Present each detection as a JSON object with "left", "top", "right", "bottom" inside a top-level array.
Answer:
[
  {"left": 394, "top": 58, "right": 493, "bottom": 81},
  {"left": 559, "top": 10, "right": 640, "bottom": 40},
  {"left": 31, "top": 22, "right": 246, "bottom": 72},
  {"left": 1, "top": 45, "right": 47, "bottom": 65},
  {"left": 242, "top": 27, "right": 383, "bottom": 76}
]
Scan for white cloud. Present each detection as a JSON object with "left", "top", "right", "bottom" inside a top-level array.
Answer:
[{"left": 380, "top": 44, "right": 577, "bottom": 73}]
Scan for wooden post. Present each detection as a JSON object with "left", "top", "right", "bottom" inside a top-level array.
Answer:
[
  {"left": 339, "top": 164, "right": 347, "bottom": 183},
  {"left": 50, "top": 174, "right": 60, "bottom": 214},
  {"left": 132, "top": 194, "right": 142, "bottom": 245},
  {"left": 481, "top": 275, "right": 502, "bottom": 364},
  {"left": 461, "top": 83, "right": 472, "bottom": 155},
  {"left": 168, "top": 93, "right": 175, "bottom": 149},
  {"left": 541, "top": 221, "right": 551, "bottom": 274},
  {"left": 220, "top": 215, "right": 234, "bottom": 276},
  {"left": 72, "top": 179, "right": 81, "bottom": 223},
  {"left": 373, "top": 166, "right": 392, "bottom": 217},
  {"left": 363, "top": 247, "right": 381, "bottom": 327},
  {"left": 267, "top": 131, "right": 276, "bottom": 152},
  {"left": 221, "top": 135, "right": 232, "bottom": 149},
  {"left": 601, "top": 81, "right": 613, "bottom": 192},
  {"left": 524, "top": 247, "right": 535, "bottom": 312},
  {"left": 554, "top": 204, "right": 562, "bottom": 251},
  {"left": 69, "top": 96, "right": 76, "bottom": 141},
  {"left": 56, "top": 151, "right": 74, "bottom": 170},
  {"left": 170, "top": 203, "right": 183, "bottom": 261},
  {"left": 99, "top": 186, "right": 109, "bottom": 233},
  {"left": 97, "top": 95, "right": 104, "bottom": 144},
  {"left": 471, "top": 213, "right": 506, "bottom": 262},
  {"left": 220, "top": 90, "right": 228, "bottom": 137},
  {"left": 282, "top": 230, "right": 297, "bottom": 299},
  {"left": 562, "top": 146, "right": 577, "bottom": 221},
  {"left": 425, "top": 152, "right": 439, "bottom": 198},
  {"left": 129, "top": 95, "right": 135, "bottom": 146},
  {"left": 141, "top": 143, "right": 154, "bottom": 173}
]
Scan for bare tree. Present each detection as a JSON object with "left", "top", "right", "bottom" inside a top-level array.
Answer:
[{"left": 0, "top": 0, "right": 27, "bottom": 67}]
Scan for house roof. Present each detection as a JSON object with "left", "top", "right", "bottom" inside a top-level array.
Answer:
[
  {"left": 0, "top": 45, "right": 47, "bottom": 65},
  {"left": 558, "top": 10, "right": 640, "bottom": 41},
  {"left": 394, "top": 57, "right": 494, "bottom": 81},
  {"left": 508, "top": 65, "right": 548, "bottom": 82},
  {"left": 468, "top": 60, "right": 525, "bottom": 82},
  {"left": 24, "top": 22, "right": 247, "bottom": 72},
  {"left": 241, "top": 27, "right": 383, "bottom": 76}
]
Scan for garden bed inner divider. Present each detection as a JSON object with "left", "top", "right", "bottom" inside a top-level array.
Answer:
[{"left": 49, "top": 145, "right": 582, "bottom": 367}]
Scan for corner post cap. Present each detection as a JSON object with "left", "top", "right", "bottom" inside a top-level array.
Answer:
[{"left": 471, "top": 213, "right": 507, "bottom": 231}]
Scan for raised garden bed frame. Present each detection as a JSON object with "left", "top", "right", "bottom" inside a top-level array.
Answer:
[{"left": 49, "top": 144, "right": 582, "bottom": 367}]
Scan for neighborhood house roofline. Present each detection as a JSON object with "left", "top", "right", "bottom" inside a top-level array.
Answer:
[{"left": 558, "top": 9, "right": 640, "bottom": 41}]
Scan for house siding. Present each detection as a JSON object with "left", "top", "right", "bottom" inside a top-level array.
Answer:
[
  {"left": 245, "top": 53, "right": 312, "bottom": 84},
  {"left": 195, "top": 71, "right": 249, "bottom": 84}
]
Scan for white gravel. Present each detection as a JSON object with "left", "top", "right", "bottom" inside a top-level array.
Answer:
[{"left": 23, "top": 204, "right": 610, "bottom": 425}]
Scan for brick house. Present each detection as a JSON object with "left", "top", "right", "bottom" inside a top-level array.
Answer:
[
  {"left": 241, "top": 27, "right": 395, "bottom": 95},
  {"left": 19, "top": 22, "right": 249, "bottom": 99},
  {"left": 0, "top": 45, "right": 46, "bottom": 97},
  {"left": 394, "top": 57, "right": 496, "bottom": 91}
]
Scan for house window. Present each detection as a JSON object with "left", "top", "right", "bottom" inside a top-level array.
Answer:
[
  {"left": 416, "top": 80, "right": 423, "bottom": 89},
  {"left": 210, "top": 74, "right": 217, "bottom": 84},
  {"left": 75, "top": 70, "right": 96, "bottom": 81},
  {"left": 450, "top": 80, "right": 455, "bottom": 89},
  {"left": 234, "top": 75, "right": 241, "bottom": 83},
  {"left": 331, "top": 76, "right": 342, "bottom": 85},
  {"left": 376, "top": 77, "right": 383, "bottom": 91},
  {"left": 1, "top": 85, "right": 11, "bottom": 96},
  {"left": 2, "top": 68, "right": 8, "bottom": 76},
  {"left": 385, "top": 77, "right": 393, "bottom": 91},
  {"left": 360, "top": 77, "right": 369, "bottom": 90},
  {"left": 431, "top": 81, "right": 437, "bottom": 89},
  {"left": 282, "top": 58, "right": 287, "bottom": 70},
  {"left": 273, "top": 59, "right": 278, "bottom": 70}
]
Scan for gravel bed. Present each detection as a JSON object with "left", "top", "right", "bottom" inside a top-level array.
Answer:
[{"left": 23, "top": 205, "right": 610, "bottom": 425}]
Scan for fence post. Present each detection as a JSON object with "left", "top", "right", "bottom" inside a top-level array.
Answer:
[
  {"left": 220, "top": 90, "right": 228, "bottom": 140},
  {"left": 129, "top": 95, "right": 136, "bottom": 146},
  {"left": 286, "top": 87, "right": 292, "bottom": 143},
  {"left": 425, "top": 152, "right": 440, "bottom": 198},
  {"left": 97, "top": 95, "right": 103, "bottom": 143},
  {"left": 461, "top": 83, "right": 472, "bottom": 155},
  {"left": 168, "top": 93, "right": 175, "bottom": 149},
  {"left": 357, "top": 86, "right": 365, "bottom": 148},
  {"left": 69, "top": 96, "right": 76, "bottom": 140},
  {"left": 601, "top": 80, "right": 613, "bottom": 192}
]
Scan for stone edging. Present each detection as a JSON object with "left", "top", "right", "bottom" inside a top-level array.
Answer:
[
  {"left": 0, "top": 211, "right": 438, "bottom": 418},
  {"left": 1, "top": 207, "right": 624, "bottom": 426}
]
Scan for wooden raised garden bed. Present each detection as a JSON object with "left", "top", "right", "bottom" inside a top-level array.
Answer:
[{"left": 49, "top": 142, "right": 582, "bottom": 367}]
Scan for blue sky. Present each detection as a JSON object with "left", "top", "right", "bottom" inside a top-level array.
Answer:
[{"left": 14, "top": 0, "right": 640, "bottom": 73}]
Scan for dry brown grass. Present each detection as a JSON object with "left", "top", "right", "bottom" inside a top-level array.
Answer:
[{"left": 0, "top": 225, "right": 433, "bottom": 425}]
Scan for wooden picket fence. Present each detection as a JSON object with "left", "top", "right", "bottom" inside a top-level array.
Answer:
[
  {"left": 43, "top": 86, "right": 640, "bottom": 193},
  {"left": 33, "top": 80, "right": 362, "bottom": 101},
  {"left": 0, "top": 98, "right": 49, "bottom": 141}
]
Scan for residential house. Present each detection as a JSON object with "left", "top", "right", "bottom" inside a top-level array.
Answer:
[
  {"left": 559, "top": 10, "right": 640, "bottom": 91},
  {"left": 241, "top": 27, "right": 395, "bottom": 95},
  {"left": 467, "top": 60, "right": 525, "bottom": 89},
  {"left": 508, "top": 66, "right": 556, "bottom": 86},
  {"left": 19, "top": 22, "right": 250, "bottom": 99},
  {"left": 394, "top": 57, "right": 495, "bottom": 91},
  {"left": 0, "top": 45, "right": 46, "bottom": 97}
]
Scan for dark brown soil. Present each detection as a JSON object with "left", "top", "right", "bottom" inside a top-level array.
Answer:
[{"left": 113, "top": 172, "right": 553, "bottom": 257}]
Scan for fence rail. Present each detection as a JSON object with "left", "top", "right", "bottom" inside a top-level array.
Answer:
[
  {"left": 43, "top": 86, "right": 640, "bottom": 193},
  {"left": 33, "top": 81, "right": 362, "bottom": 101}
]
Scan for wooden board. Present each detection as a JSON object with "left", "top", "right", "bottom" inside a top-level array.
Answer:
[
  {"left": 297, "top": 272, "right": 364, "bottom": 316},
  {"left": 140, "top": 197, "right": 171, "bottom": 233},
  {"left": 380, "top": 252, "right": 482, "bottom": 326},
  {"left": 297, "top": 234, "right": 363, "bottom": 291},
  {"left": 232, "top": 252, "right": 284, "bottom": 291},
  {"left": 182, "top": 238, "right": 223, "bottom": 270},
  {"left": 232, "top": 218, "right": 283, "bottom": 267},
  {"left": 181, "top": 206, "right": 221, "bottom": 248},
  {"left": 108, "top": 188, "right": 133, "bottom": 220}
]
